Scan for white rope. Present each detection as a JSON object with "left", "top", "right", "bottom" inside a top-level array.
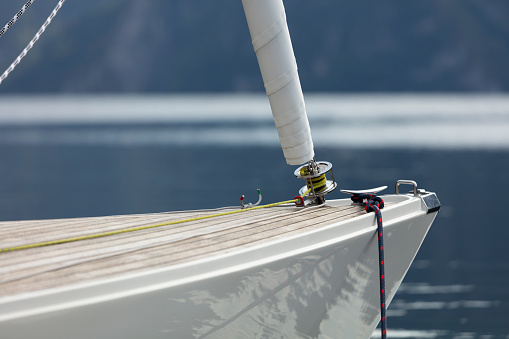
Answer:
[
  {"left": 0, "top": 0, "right": 37, "bottom": 38},
  {"left": 0, "top": 0, "right": 66, "bottom": 86}
]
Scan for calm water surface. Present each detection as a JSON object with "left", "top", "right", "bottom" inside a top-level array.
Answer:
[{"left": 0, "top": 95, "right": 508, "bottom": 338}]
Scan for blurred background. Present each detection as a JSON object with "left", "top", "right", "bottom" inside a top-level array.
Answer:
[
  {"left": 1, "top": 0, "right": 509, "bottom": 92},
  {"left": 1, "top": 0, "right": 509, "bottom": 338}
]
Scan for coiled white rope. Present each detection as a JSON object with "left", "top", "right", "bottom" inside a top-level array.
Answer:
[
  {"left": 0, "top": 0, "right": 66, "bottom": 86},
  {"left": 0, "top": 0, "right": 37, "bottom": 38}
]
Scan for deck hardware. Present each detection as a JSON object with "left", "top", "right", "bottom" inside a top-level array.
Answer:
[
  {"left": 294, "top": 160, "right": 337, "bottom": 205},
  {"left": 341, "top": 186, "right": 387, "bottom": 196},
  {"left": 395, "top": 180, "right": 441, "bottom": 214},
  {"left": 395, "top": 180, "right": 418, "bottom": 196},
  {"left": 421, "top": 193, "right": 441, "bottom": 214},
  {"left": 240, "top": 189, "right": 262, "bottom": 208}
]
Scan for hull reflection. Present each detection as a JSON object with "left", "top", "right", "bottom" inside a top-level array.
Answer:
[{"left": 166, "top": 212, "right": 435, "bottom": 338}]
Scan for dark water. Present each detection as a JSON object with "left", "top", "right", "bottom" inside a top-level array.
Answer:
[{"left": 0, "top": 141, "right": 508, "bottom": 338}]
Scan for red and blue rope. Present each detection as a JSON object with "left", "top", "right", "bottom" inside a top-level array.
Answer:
[{"left": 351, "top": 193, "right": 387, "bottom": 338}]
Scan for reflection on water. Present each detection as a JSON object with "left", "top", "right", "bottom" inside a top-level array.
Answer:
[
  {"left": 371, "top": 329, "right": 447, "bottom": 338},
  {"left": 378, "top": 260, "right": 509, "bottom": 339},
  {"left": 1, "top": 94, "right": 509, "bottom": 149}
]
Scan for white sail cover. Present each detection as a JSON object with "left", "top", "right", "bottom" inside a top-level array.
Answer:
[{"left": 242, "top": 0, "right": 314, "bottom": 165}]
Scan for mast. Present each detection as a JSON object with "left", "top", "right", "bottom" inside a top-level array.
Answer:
[{"left": 242, "top": 0, "right": 314, "bottom": 166}]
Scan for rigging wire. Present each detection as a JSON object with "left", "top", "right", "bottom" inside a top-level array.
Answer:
[
  {"left": 0, "top": 0, "right": 66, "bottom": 86},
  {"left": 0, "top": 0, "right": 37, "bottom": 38}
]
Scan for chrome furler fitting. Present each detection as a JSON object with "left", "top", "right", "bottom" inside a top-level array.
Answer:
[{"left": 294, "top": 159, "right": 337, "bottom": 205}]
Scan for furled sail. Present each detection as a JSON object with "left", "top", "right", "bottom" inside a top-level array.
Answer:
[{"left": 242, "top": 0, "right": 314, "bottom": 166}]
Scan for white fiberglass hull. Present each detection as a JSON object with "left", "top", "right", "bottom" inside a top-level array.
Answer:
[{"left": 0, "top": 193, "right": 437, "bottom": 338}]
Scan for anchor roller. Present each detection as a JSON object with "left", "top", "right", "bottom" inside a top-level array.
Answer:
[{"left": 294, "top": 160, "right": 337, "bottom": 205}]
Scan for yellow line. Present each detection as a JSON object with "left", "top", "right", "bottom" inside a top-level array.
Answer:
[{"left": 1, "top": 198, "right": 301, "bottom": 253}]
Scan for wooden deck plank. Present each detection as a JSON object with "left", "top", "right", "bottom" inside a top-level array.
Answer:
[
  {"left": 0, "top": 208, "right": 283, "bottom": 248},
  {"left": 0, "top": 208, "right": 288, "bottom": 267},
  {"left": 0, "top": 203, "right": 366, "bottom": 297},
  {"left": 0, "top": 207, "right": 320, "bottom": 277}
]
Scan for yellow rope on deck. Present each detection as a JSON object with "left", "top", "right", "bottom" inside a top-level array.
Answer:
[{"left": 1, "top": 188, "right": 312, "bottom": 253}]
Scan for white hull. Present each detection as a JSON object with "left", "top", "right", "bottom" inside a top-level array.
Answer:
[{"left": 0, "top": 193, "right": 437, "bottom": 338}]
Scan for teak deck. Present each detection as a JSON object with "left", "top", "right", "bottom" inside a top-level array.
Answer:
[{"left": 0, "top": 203, "right": 366, "bottom": 298}]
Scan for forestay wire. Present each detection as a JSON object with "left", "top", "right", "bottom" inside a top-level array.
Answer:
[
  {"left": 0, "top": 0, "right": 66, "bottom": 86},
  {"left": 0, "top": 0, "right": 37, "bottom": 38}
]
